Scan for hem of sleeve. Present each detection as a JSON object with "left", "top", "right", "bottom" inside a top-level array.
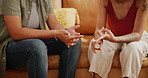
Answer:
[
  {"left": 1, "top": 12, "right": 21, "bottom": 16},
  {"left": 48, "top": 10, "right": 54, "bottom": 14}
]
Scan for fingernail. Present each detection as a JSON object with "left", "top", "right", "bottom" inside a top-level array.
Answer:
[{"left": 68, "top": 33, "right": 70, "bottom": 36}]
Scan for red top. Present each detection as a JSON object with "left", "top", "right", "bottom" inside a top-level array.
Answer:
[{"left": 106, "top": 0, "right": 137, "bottom": 36}]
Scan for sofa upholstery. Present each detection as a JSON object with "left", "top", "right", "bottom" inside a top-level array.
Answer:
[
  {"left": 1, "top": 0, "right": 148, "bottom": 78},
  {"left": 62, "top": 0, "right": 148, "bottom": 78}
]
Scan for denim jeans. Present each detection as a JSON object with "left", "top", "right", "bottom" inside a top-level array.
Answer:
[{"left": 6, "top": 38, "right": 81, "bottom": 78}]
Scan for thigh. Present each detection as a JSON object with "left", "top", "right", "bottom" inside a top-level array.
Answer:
[
  {"left": 88, "top": 39, "right": 123, "bottom": 62},
  {"left": 122, "top": 41, "right": 148, "bottom": 56},
  {"left": 41, "top": 38, "right": 67, "bottom": 55},
  {"left": 6, "top": 39, "right": 46, "bottom": 69},
  {"left": 98, "top": 40, "right": 123, "bottom": 52}
]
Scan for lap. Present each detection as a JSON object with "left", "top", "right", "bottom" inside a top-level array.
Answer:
[{"left": 6, "top": 38, "right": 68, "bottom": 55}]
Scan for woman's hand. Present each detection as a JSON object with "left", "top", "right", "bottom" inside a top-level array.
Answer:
[
  {"left": 91, "top": 39, "right": 103, "bottom": 53},
  {"left": 97, "top": 28, "right": 116, "bottom": 42},
  {"left": 91, "top": 27, "right": 116, "bottom": 53},
  {"left": 91, "top": 27, "right": 104, "bottom": 53}
]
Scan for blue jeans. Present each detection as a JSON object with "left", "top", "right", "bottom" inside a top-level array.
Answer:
[{"left": 6, "top": 38, "right": 81, "bottom": 78}]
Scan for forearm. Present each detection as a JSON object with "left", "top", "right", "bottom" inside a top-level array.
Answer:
[
  {"left": 94, "top": 27, "right": 101, "bottom": 40},
  {"left": 11, "top": 27, "right": 55, "bottom": 40},
  {"left": 115, "top": 33, "right": 142, "bottom": 43}
]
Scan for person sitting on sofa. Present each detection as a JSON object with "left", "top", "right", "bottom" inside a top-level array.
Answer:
[
  {"left": 0, "top": 0, "right": 83, "bottom": 78},
  {"left": 88, "top": 0, "right": 148, "bottom": 78}
]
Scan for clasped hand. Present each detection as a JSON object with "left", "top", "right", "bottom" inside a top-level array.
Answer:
[
  {"left": 91, "top": 27, "right": 116, "bottom": 53},
  {"left": 56, "top": 25, "right": 84, "bottom": 47}
]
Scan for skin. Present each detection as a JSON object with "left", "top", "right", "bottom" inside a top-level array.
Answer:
[
  {"left": 4, "top": 11, "right": 83, "bottom": 47},
  {"left": 91, "top": 0, "right": 148, "bottom": 78}
]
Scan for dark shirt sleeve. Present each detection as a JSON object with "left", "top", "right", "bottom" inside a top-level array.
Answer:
[{"left": 1, "top": 0, "right": 21, "bottom": 16}]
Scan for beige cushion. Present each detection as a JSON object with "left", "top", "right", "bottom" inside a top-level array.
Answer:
[{"left": 54, "top": 8, "right": 80, "bottom": 28}]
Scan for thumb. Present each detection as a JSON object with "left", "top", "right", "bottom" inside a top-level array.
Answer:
[
  {"left": 70, "top": 25, "right": 80, "bottom": 30},
  {"left": 103, "top": 28, "right": 113, "bottom": 36},
  {"left": 64, "top": 30, "right": 70, "bottom": 36}
]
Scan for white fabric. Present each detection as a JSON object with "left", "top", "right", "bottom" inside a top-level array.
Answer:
[{"left": 88, "top": 31, "right": 148, "bottom": 78}]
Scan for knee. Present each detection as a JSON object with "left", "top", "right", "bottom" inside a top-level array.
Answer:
[
  {"left": 122, "top": 42, "right": 140, "bottom": 56},
  {"left": 125, "top": 42, "right": 139, "bottom": 50},
  {"left": 27, "top": 39, "right": 47, "bottom": 58},
  {"left": 71, "top": 39, "right": 81, "bottom": 56}
]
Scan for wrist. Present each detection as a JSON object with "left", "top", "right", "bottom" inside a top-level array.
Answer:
[
  {"left": 113, "top": 37, "right": 118, "bottom": 42},
  {"left": 54, "top": 30, "right": 58, "bottom": 40},
  {"left": 94, "top": 35, "right": 100, "bottom": 40}
]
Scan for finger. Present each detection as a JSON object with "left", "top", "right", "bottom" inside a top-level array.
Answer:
[
  {"left": 76, "top": 38, "right": 79, "bottom": 42},
  {"left": 69, "top": 25, "right": 80, "bottom": 30},
  {"left": 91, "top": 42, "right": 96, "bottom": 53},
  {"left": 91, "top": 39, "right": 97, "bottom": 43},
  {"left": 97, "top": 30, "right": 102, "bottom": 37},
  {"left": 99, "top": 41, "right": 103, "bottom": 51},
  {"left": 63, "top": 30, "right": 70, "bottom": 36},
  {"left": 74, "top": 33, "right": 81, "bottom": 36},
  {"left": 92, "top": 49, "right": 97, "bottom": 54},
  {"left": 66, "top": 43, "right": 72, "bottom": 47},
  {"left": 67, "top": 43, "right": 76, "bottom": 46},
  {"left": 72, "top": 38, "right": 79, "bottom": 43},
  {"left": 94, "top": 47, "right": 102, "bottom": 52},
  {"left": 97, "top": 27, "right": 105, "bottom": 36},
  {"left": 99, "top": 27, "right": 104, "bottom": 36},
  {"left": 73, "top": 33, "right": 84, "bottom": 37},
  {"left": 96, "top": 36, "right": 105, "bottom": 41},
  {"left": 71, "top": 43, "right": 76, "bottom": 46},
  {"left": 96, "top": 40, "right": 101, "bottom": 44},
  {"left": 69, "top": 35, "right": 83, "bottom": 40},
  {"left": 91, "top": 41, "right": 102, "bottom": 53},
  {"left": 73, "top": 25, "right": 80, "bottom": 29},
  {"left": 102, "top": 28, "right": 113, "bottom": 35},
  {"left": 69, "top": 39, "right": 77, "bottom": 43}
]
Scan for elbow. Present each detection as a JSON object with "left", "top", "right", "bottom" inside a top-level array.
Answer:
[
  {"left": 134, "top": 33, "right": 142, "bottom": 41},
  {"left": 9, "top": 29, "right": 23, "bottom": 40},
  {"left": 10, "top": 33, "right": 21, "bottom": 40},
  {"left": 9, "top": 27, "right": 24, "bottom": 40}
]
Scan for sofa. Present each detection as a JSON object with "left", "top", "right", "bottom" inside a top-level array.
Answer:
[{"left": 1, "top": 0, "right": 148, "bottom": 78}]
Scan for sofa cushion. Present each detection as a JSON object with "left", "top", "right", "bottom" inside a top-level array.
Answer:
[
  {"left": 48, "top": 35, "right": 93, "bottom": 69},
  {"left": 48, "top": 35, "right": 148, "bottom": 69},
  {"left": 63, "top": 0, "right": 99, "bottom": 35}
]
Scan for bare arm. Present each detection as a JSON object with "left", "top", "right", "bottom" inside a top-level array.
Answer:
[
  {"left": 94, "top": 0, "right": 108, "bottom": 39},
  {"left": 115, "top": 0, "right": 148, "bottom": 43},
  {"left": 91, "top": 0, "right": 108, "bottom": 52},
  {"left": 4, "top": 15, "right": 56, "bottom": 40},
  {"left": 46, "top": 13, "right": 83, "bottom": 46}
]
